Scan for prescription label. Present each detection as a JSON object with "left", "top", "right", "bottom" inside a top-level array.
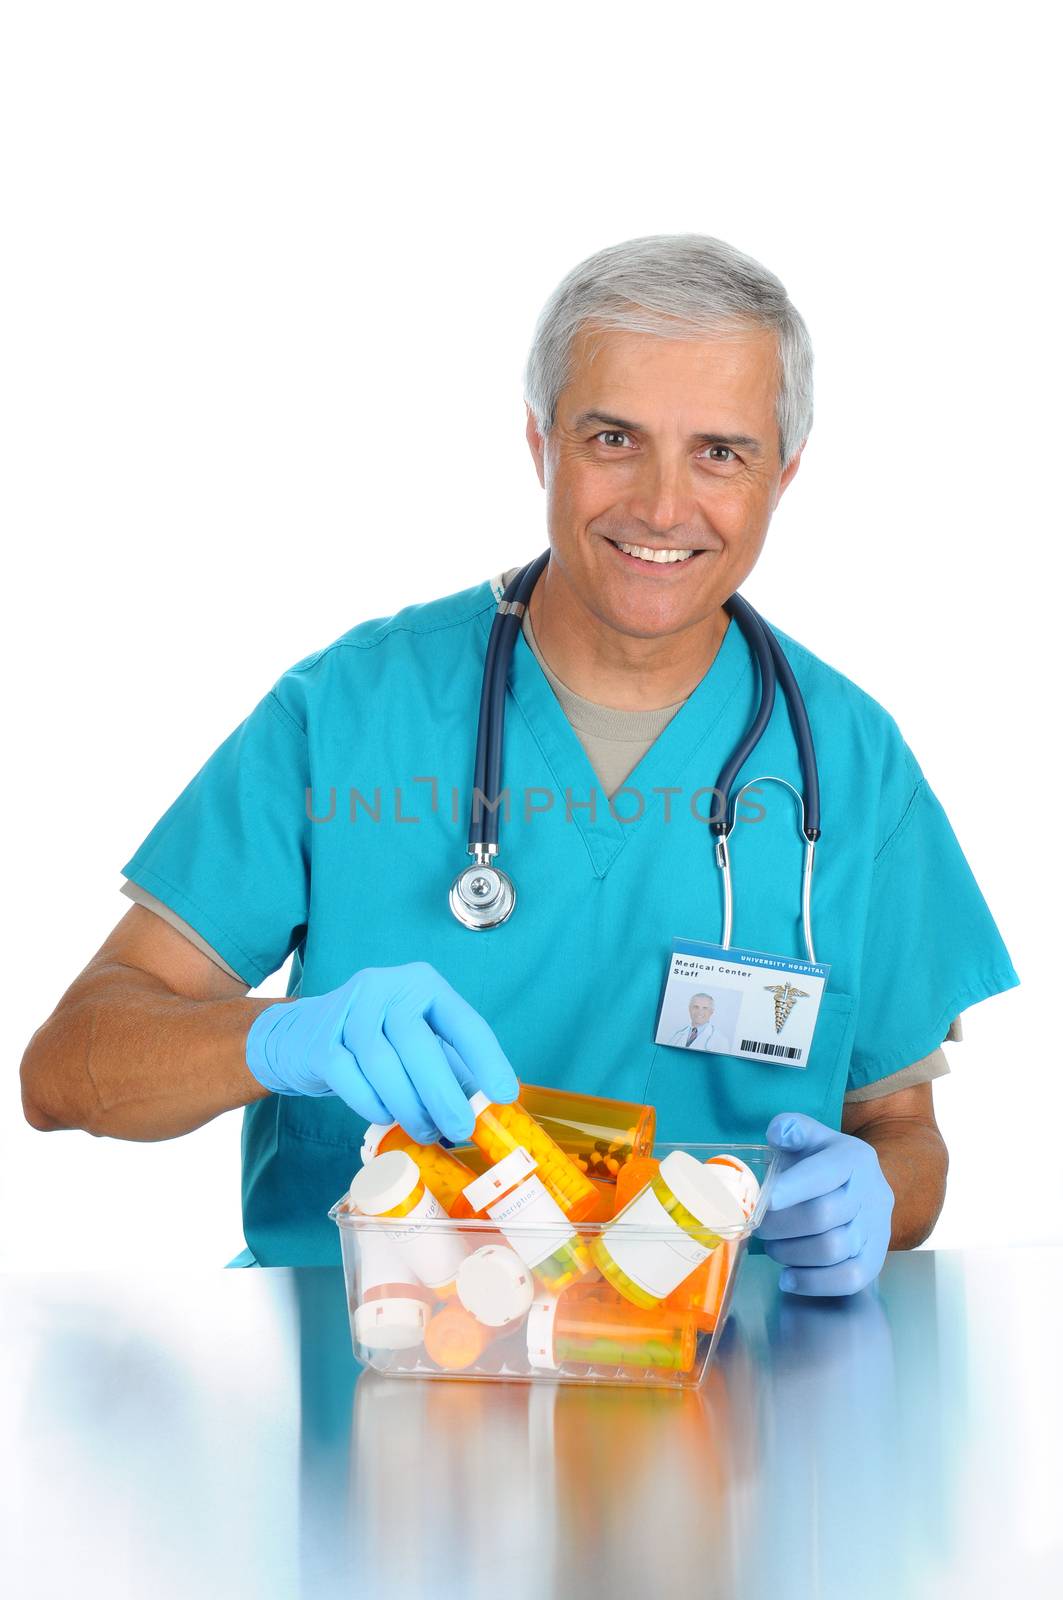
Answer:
[
  {"left": 358, "top": 1228, "right": 418, "bottom": 1295},
  {"left": 488, "top": 1175, "right": 576, "bottom": 1270},
  {"left": 654, "top": 938, "right": 830, "bottom": 1068},
  {"left": 383, "top": 1188, "right": 468, "bottom": 1289},
  {"left": 603, "top": 1183, "right": 716, "bottom": 1300}
]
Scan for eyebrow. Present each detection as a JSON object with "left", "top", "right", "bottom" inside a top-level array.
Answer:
[{"left": 571, "top": 410, "right": 763, "bottom": 455}]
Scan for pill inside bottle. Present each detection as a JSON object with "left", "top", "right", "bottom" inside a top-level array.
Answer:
[{"left": 466, "top": 1091, "right": 599, "bottom": 1222}]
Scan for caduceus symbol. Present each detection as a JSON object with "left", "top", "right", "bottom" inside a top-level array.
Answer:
[{"left": 764, "top": 982, "right": 810, "bottom": 1034}]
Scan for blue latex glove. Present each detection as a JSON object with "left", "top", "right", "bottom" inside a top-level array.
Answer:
[
  {"left": 245, "top": 961, "right": 519, "bottom": 1144},
  {"left": 754, "top": 1112, "right": 895, "bottom": 1296}
]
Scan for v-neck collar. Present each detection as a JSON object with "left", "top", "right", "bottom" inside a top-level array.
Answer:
[{"left": 473, "top": 586, "right": 753, "bottom": 877}]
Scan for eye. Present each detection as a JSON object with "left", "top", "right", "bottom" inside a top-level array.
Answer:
[
  {"left": 594, "top": 430, "right": 635, "bottom": 449},
  {"left": 704, "top": 445, "right": 737, "bottom": 463}
]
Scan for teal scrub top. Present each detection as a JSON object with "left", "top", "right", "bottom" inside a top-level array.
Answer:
[{"left": 121, "top": 577, "right": 1019, "bottom": 1266}]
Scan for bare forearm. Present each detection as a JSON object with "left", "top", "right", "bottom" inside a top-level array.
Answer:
[
  {"left": 855, "top": 1118, "right": 949, "bottom": 1249},
  {"left": 21, "top": 963, "right": 279, "bottom": 1141}
]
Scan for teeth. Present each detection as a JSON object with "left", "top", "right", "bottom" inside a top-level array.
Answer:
[{"left": 614, "top": 541, "right": 695, "bottom": 564}]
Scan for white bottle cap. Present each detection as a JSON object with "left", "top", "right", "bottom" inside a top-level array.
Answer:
[
  {"left": 706, "top": 1155, "right": 761, "bottom": 1218},
  {"left": 462, "top": 1147, "right": 538, "bottom": 1214},
  {"left": 467, "top": 1090, "right": 491, "bottom": 1117},
  {"left": 658, "top": 1150, "right": 748, "bottom": 1236},
  {"left": 525, "top": 1296, "right": 560, "bottom": 1371},
  {"left": 354, "top": 1296, "right": 429, "bottom": 1351},
  {"left": 360, "top": 1122, "right": 399, "bottom": 1163},
  {"left": 347, "top": 1150, "right": 420, "bottom": 1215},
  {"left": 456, "top": 1245, "right": 535, "bottom": 1326}
]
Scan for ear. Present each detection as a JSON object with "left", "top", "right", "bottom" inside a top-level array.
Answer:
[
  {"left": 776, "top": 441, "right": 805, "bottom": 502},
  {"left": 525, "top": 404, "right": 546, "bottom": 488}
]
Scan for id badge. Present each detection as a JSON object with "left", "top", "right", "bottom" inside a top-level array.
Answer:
[{"left": 654, "top": 937, "right": 830, "bottom": 1069}]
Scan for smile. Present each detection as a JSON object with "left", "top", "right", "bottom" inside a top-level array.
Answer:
[{"left": 607, "top": 538, "right": 706, "bottom": 565}]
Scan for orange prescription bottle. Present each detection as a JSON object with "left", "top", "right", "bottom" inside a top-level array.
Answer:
[
  {"left": 517, "top": 1083, "right": 656, "bottom": 1182},
  {"left": 526, "top": 1291, "right": 697, "bottom": 1373},
  {"left": 347, "top": 1150, "right": 468, "bottom": 1296},
  {"left": 690, "top": 1157, "right": 759, "bottom": 1332},
  {"left": 348, "top": 1223, "right": 436, "bottom": 1351},
  {"left": 424, "top": 1302, "right": 524, "bottom": 1372},
  {"left": 441, "top": 1142, "right": 613, "bottom": 1220},
  {"left": 613, "top": 1154, "right": 757, "bottom": 1330},
  {"left": 581, "top": 1176, "right": 621, "bottom": 1222},
  {"left": 614, "top": 1155, "right": 662, "bottom": 1211},
  {"left": 466, "top": 1091, "right": 599, "bottom": 1222},
  {"left": 590, "top": 1151, "right": 748, "bottom": 1309},
  {"left": 424, "top": 1304, "right": 490, "bottom": 1370},
  {"left": 562, "top": 1247, "right": 733, "bottom": 1328},
  {"left": 689, "top": 1239, "right": 737, "bottom": 1333},
  {"left": 462, "top": 1147, "right": 596, "bottom": 1293},
  {"left": 361, "top": 1122, "right": 479, "bottom": 1218}
]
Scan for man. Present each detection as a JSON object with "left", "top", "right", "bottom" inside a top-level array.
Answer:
[
  {"left": 21, "top": 234, "right": 1018, "bottom": 1295},
  {"left": 668, "top": 994, "right": 717, "bottom": 1051}
]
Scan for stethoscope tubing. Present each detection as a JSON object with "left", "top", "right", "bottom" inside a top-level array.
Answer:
[
  {"left": 458, "top": 549, "right": 821, "bottom": 957},
  {"left": 761, "top": 620, "right": 821, "bottom": 841},
  {"left": 468, "top": 552, "right": 549, "bottom": 852}
]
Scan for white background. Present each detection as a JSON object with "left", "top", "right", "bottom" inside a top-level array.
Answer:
[{"left": 2, "top": 3, "right": 1059, "bottom": 1268}]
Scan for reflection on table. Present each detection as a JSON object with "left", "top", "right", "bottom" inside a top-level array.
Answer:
[{"left": 5, "top": 1249, "right": 1062, "bottom": 1599}]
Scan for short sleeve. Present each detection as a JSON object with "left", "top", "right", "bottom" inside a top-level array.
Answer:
[
  {"left": 843, "top": 1045, "right": 951, "bottom": 1104},
  {"left": 847, "top": 749, "right": 1019, "bottom": 1091},
  {"left": 120, "top": 687, "right": 311, "bottom": 987},
  {"left": 120, "top": 879, "right": 247, "bottom": 982}
]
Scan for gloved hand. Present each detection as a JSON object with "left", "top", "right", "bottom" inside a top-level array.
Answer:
[
  {"left": 754, "top": 1112, "right": 895, "bottom": 1296},
  {"left": 245, "top": 961, "right": 519, "bottom": 1144}
]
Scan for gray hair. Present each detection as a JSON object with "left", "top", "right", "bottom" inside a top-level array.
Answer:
[{"left": 523, "top": 234, "right": 813, "bottom": 468}]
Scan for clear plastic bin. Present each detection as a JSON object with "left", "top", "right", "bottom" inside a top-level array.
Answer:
[{"left": 329, "top": 1141, "right": 778, "bottom": 1389}]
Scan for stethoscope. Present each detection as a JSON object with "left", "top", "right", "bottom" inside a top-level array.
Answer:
[{"left": 449, "top": 550, "right": 822, "bottom": 961}]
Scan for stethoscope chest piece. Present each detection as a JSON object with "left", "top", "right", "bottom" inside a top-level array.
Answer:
[{"left": 449, "top": 861, "right": 516, "bottom": 930}]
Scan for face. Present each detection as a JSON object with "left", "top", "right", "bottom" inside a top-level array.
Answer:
[
  {"left": 689, "top": 995, "right": 715, "bottom": 1025},
  {"left": 526, "top": 322, "right": 803, "bottom": 638}
]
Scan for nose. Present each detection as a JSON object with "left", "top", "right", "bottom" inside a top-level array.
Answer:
[{"left": 626, "top": 452, "right": 699, "bottom": 536}]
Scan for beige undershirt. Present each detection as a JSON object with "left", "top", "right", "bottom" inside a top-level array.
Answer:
[{"left": 121, "top": 565, "right": 958, "bottom": 1101}]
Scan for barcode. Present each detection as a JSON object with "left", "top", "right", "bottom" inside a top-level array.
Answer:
[{"left": 740, "top": 1038, "right": 804, "bottom": 1061}]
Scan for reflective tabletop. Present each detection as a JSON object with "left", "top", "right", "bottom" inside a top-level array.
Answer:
[{"left": 3, "top": 1249, "right": 1062, "bottom": 1599}]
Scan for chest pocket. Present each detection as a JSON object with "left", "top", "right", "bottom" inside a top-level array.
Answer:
[{"left": 642, "top": 988, "right": 856, "bottom": 1144}]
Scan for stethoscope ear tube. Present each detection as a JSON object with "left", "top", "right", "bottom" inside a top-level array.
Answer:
[
  {"left": 714, "top": 594, "right": 820, "bottom": 844},
  {"left": 762, "top": 624, "right": 821, "bottom": 841},
  {"left": 715, "top": 777, "right": 819, "bottom": 963},
  {"left": 714, "top": 592, "right": 822, "bottom": 961},
  {"left": 713, "top": 594, "right": 777, "bottom": 834}
]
